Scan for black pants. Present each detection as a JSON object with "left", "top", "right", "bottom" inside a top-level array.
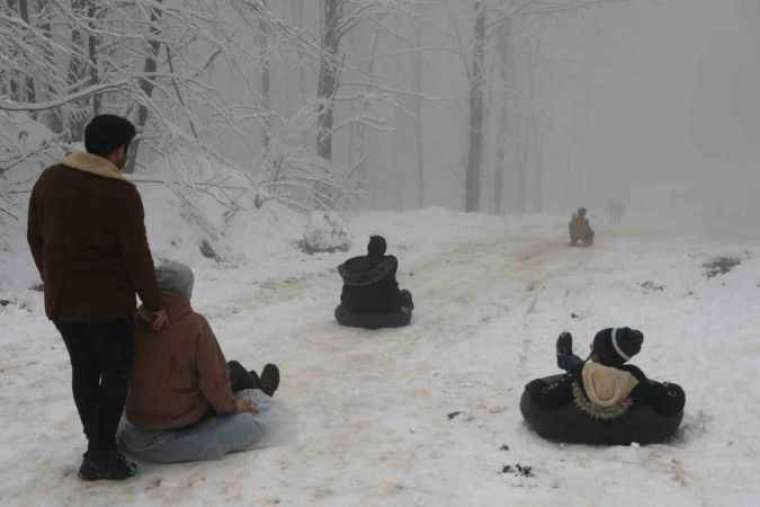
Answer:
[{"left": 54, "top": 319, "right": 134, "bottom": 452}]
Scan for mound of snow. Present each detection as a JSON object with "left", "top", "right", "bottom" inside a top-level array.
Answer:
[
  {"left": 0, "top": 112, "right": 60, "bottom": 290},
  {"left": 140, "top": 149, "right": 308, "bottom": 266},
  {"left": 226, "top": 201, "right": 304, "bottom": 262},
  {"left": 300, "top": 211, "right": 351, "bottom": 254}
]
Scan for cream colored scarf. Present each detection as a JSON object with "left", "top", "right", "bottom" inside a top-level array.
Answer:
[
  {"left": 581, "top": 360, "right": 639, "bottom": 408},
  {"left": 62, "top": 151, "right": 131, "bottom": 184}
]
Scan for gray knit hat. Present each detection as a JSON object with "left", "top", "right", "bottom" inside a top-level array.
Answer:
[{"left": 155, "top": 260, "right": 194, "bottom": 300}]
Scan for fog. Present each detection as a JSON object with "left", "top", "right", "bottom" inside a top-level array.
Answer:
[
  {"left": 213, "top": 0, "right": 760, "bottom": 227},
  {"left": 2, "top": 0, "right": 759, "bottom": 232}
]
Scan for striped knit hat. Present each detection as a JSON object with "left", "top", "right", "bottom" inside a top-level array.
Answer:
[{"left": 592, "top": 327, "right": 643, "bottom": 366}]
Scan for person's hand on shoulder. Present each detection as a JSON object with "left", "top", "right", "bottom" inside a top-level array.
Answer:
[
  {"left": 137, "top": 307, "right": 170, "bottom": 332},
  {"left": 151, "top": 309, "right": 169, "bottom": 331}
]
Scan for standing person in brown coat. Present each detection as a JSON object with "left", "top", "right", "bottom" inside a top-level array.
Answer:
[{"left": 26, "top": 115, "right": 168, "bottom": 481}]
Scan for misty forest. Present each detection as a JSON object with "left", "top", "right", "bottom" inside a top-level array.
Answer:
[{"left": 1, "top": 0, "right": 760, "bottom": 505}]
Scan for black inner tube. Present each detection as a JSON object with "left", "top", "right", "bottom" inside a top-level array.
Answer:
[
  {"left": 521, "top": 374, "right": 684, "bottom": 445},
  {"left": 334, "top": 305, "right": 412, "bottom": 329}
]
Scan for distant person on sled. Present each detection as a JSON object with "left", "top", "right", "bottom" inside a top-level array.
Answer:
[
  {"left": 569, "top": 207, "right": 595, "bottom": 246},
  {"left": 335, "top": 235, "right": 414, "bottom": 329}
]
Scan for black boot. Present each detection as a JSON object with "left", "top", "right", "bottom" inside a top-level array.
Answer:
[
  {"left": 399, "top": 290, "right": 414, "bottom": 311},
  {"left": 229, "top": 360, "right": 261, "bottom": 392},
  {"left": 652, "top": 381, "right": 686, "bottom": 416},
  {"left": 256, "top": 364, "right": 280, "bottom": 397},
  {"left": 78, "top": 449, "right": 136, "bottom": 481}
]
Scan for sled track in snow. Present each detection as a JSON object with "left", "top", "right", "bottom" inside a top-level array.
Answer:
[{"left": 504, "top": 237, "right": 597, "bottom": 376}]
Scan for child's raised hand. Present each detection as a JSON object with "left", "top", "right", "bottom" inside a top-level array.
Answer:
[{"left": 556, "top": 331, "right": 573, "bottom": 356}]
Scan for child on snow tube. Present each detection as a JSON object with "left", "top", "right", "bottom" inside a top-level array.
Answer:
[
  {"left": 521, "top": 327, "right": 685, "bottom": 445},
  {"left": 335, "top": 235, "right": 413, "bottom": 329}
]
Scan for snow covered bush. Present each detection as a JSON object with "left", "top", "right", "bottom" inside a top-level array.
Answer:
[{"left": 300, "top": 211, "right": 351, "bottom": 254}]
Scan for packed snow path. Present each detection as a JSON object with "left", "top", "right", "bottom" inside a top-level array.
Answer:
[{"left": 1, "top": 211, "right": 759, "bottom": 506}]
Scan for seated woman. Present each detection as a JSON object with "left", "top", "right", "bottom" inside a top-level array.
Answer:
[
  {"left": 335, "top": 235, "right": 414, "bottom": 329},
  {"left": 118, "top": 261, "right": 280, "bottom": 463},
  {"left": 569, "top": 207, "right": 595, "bottom": 246},
  {"left": 522, "top": 327, "right": 685, "bottom": 445}
]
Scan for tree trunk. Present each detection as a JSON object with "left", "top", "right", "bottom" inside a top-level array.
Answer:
[
  {"left": 258, "top": 0, "right": 271, "bottom": 151},
  {"left": 17, "top": 0, "right": 36, "bottom": 108},
  {"left": 291, "top": 0, "right": 309, "bottom": 149},
  {"left": 314, "top": 0, "right": 343, "bottom": 208},
  {"left": 413, "top": 27, "right": 425, "bottom": 208},
  {"left": 124, "top": 0, "right": 163, "bottom": 174},
  {"left": 66, "top": 0, "right": 100, "bottom": 142},
  {"left": 527, "top": 41, "right": 542, "bottom": 212},
  {"left": 493, "top": 17, "right": 511, "bottom": 215},
  {"left": 316, "top": 0, "right": 343, "bottom": 164},
  {"left": 516, "top": 108, "right": 528, "bottom": 212},
  {"left": 36, "top": 0, "right": 63, "bottom": 133},
  {"left": 291, "top": 0, "right": 307, "bottom": 105},
  {"left": 87, "top": 1, "right": 100, "bottom": 115},
  {"left": 3, "top": 0, "right": 37, "bottom": 108},
  {"left": 530, "top": 114, "right": 543, "bottom": 212},
  {"left": 465, "top": 0, "right": 486, "bottom": 212},
  {"left": 353, "top": 28, "right": 380, "bottom": 199},
  {"left": 5, "top": 0, "right": 20, "bottom": 102}
]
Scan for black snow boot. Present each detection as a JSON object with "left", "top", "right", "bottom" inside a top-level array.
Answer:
[
  {"left": 229, "top": 360, "right": 280, "bottom": 396},
  {"left": 229, "top": 360, "right": 261, "bottom": 392},
  {"left": 257, "top": 364, "right": 280, "bottom": 397},
  {"left": 78, "top": 449, "right": 136, "bottom": 481},
  {"left": 652, "top": 381, "right": 686, "bottom": 416}
]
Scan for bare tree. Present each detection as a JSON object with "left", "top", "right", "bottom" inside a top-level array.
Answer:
[
  {"left": 17, "top": 0, "right": 35, "bottom": 107},
  {"left": 0, "top": 2, "right": 267, "bottom": 203},
  {"left": 3, "top": 0, "right": 620, "bottom": 218},
  {"left": 124, "top": 0, "right": 164, "bottom": 173},
  {"left": 2, "top": 0, "right": 35, "bottom": 104},
  {"left": 316, "top": 0, "right": 343, "bottom": 164},
  {"left": 65, "top": 0, "right": 101, "bottom": 141},
  {"left": 465, "top": 0, "right": 486, "bottom": 212},
  {"left": 258, "top": 0, "right": 272, "bottom": 151},
  {"left": 526, "top": 38, "right": 543, "bottom": 211},
  {"left": 485, "top": 0, "right": 620, "bottom": 213},
  {"left": 413, "top": 23, "right": 425, "bottom": 208},
  {"left": 493, "top": 16, "right": 511, "bottom": 214},
  {"left": 290, "top": 0, "right": 309, "bottom": 105},
  {"left": 311, "top": 0, "right": 418, "bottom": 207},
  {"left": 346, "top": 24, "right": 380, "bottom": 198}
]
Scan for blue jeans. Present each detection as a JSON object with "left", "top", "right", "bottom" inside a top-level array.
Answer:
[{"left": 118, "top": 398, "right": 267, "bottom": 463}]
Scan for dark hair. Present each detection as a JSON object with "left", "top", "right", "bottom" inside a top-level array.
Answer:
[
  {"left": 84, "top": 115, "right": 137, "bottom": 156},
  {"left": 367, "top": 235, "right": 387, "bottom": 257}
]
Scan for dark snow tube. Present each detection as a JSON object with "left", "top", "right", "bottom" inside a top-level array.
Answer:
[
  {"left": 520, "top": 375, "right": 684, "bottom": 445},
  {"left": 334, "top": 305, "right": 411, "bottom": 330}
]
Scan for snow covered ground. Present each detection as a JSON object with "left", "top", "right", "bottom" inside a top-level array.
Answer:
[{"left": 2, "top": 208, "right": 760, "bottom": 506}]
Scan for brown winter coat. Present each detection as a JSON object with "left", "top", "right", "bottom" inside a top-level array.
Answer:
[
  {"left": 27, "top": 152, "right": 161, "bottom": 320},
  {"left": 125, "top": 293, "right": 238, "bottom": 430},
  {"left": 569, "top": 214, "right": 594, "bottom": 244}
]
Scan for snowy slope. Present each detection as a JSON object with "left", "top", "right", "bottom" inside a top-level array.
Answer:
[{"left": 1, "top": 210, "right": 760, "bottom": 506}]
